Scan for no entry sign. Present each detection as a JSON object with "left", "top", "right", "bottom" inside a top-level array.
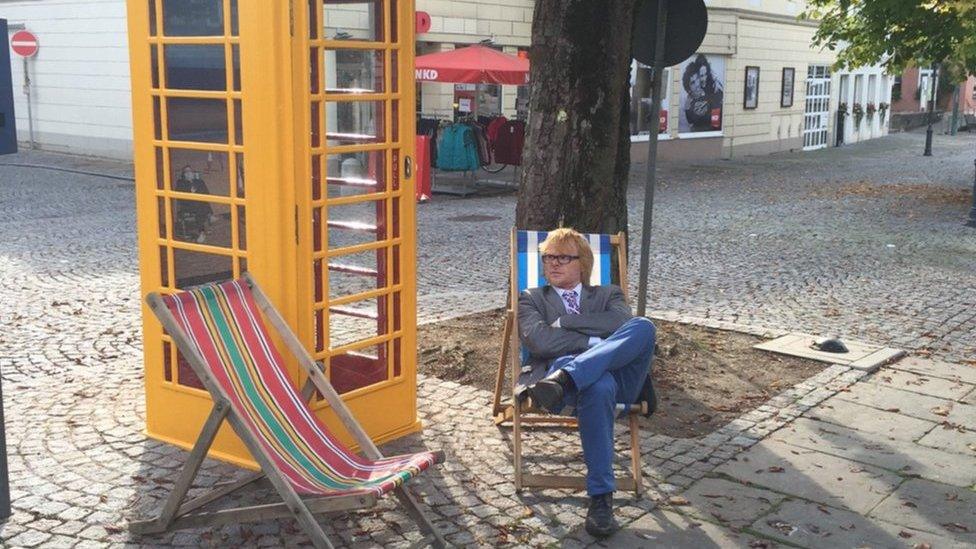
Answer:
[{"left": 11, "top": 30, "right": 39, "bottom": 58}]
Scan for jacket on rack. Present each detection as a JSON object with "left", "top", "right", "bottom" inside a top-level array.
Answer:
[
  {"left": 493, "top": 120, "right": 526, "bottom": 166},
  {"left": 436, "top": 123, "right": 481, "bottom": 172}
]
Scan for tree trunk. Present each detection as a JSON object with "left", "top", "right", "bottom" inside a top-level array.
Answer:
[{"left": 515, "top": 0, "right": 637, "bottom": 236}]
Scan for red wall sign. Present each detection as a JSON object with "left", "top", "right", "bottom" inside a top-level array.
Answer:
[
  {"left": 416, "top": 11, "right": 431, "bottom": 34},
  {"left": 11, "top": 30, "right": 39, "bottom": 58}
]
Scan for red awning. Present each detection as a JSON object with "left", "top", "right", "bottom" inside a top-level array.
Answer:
[{"left": 414, "top": 44, "right": 529, "bottom": 85}]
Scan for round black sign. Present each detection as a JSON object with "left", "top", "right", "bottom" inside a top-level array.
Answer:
[{"left": 632, "top": 0, "right": 708, "bottom": 67}]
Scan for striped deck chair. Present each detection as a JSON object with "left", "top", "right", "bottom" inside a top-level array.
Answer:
[
  {"left": 130, "top": 274, "right": 446, "bottom": 548},
  {"left": 490, "top": 229, "right": 655, "bottom": 494}
]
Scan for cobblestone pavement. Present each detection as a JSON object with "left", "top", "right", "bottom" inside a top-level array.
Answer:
[{"left": 1, "top": 131, "right": 975, "bottom": 547}]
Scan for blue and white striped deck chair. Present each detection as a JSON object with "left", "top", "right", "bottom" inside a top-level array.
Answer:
[{"left": 490, "top": 229, "right": 654, "bottom": 495}]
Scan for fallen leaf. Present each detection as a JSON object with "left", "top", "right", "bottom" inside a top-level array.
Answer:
[
  {"left": 839, "top": 523, "right": 856, "bottom": 531},
  {"left": 942, "top": 522, "right": 970, "bottom": 533},
  {"left": 931, "top": 406, "right": 951, "bottom": 417},
  {"left": 885, "top": 407, "right": 901, "bottom": 413},
  {"left": 913, "top": 543, "right": 932, "bottom": 549},
  {"left": 748, "top": 541, "right": 772, "bottom": 549},
  {"left": 898, "top": 530, "right": 913, "bottom": 538},
  {"left": 902, "top": 501, "right": 918, "bottom": 508},
  {"left": 668, "top": 496, "right": 690, "bottom": 506},
  {"left": 768, "top": 466, "right": 785, "bottom": 473},
  {"left": 946, "top": 493, "right": 959, "bottom": 501},
  {"left": 816, "top": 505, "right": 831, "bottom": 515}
]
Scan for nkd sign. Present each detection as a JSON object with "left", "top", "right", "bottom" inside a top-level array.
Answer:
[{"left": 415, "top": 69, "right": 439, "bottom": 81}]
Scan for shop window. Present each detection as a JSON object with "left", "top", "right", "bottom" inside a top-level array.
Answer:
[{"left": 630, "top": 61, "right": 670, "bottom": 139}]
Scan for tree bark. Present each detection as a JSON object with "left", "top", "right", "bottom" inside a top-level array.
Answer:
[{"left": 515, "top": 0, "right": 637, "bottom": 236}]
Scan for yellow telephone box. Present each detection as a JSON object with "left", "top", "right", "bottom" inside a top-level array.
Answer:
[{"left": 127, "top": 0, "right": 420, "bottom": 467}]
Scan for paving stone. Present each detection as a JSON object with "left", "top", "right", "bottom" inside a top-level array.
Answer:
[
  {"left": 678, "top": 477, "right": 787, "bottom": 528},
  {"left": 713, "top": 439, "right": 902, "bottom": 514},
  {"left": 806, "top": 396, "right": 937, "bottom": 442},
  {"left": 753, "top": 499, "right": 969, "bottom": 549},
  {"left": 771, "top": 417, "right": 976, "bottom": 487},
  {"left": 5, "top": 529, "right": 53, "bottom": 548},
  {"left": 916, "top": 424, "right": 976, "bottom": 456},
  {"left": 889, "top": 356, "right": 976, "bottom": 385},
  {"left": 869, "top": 478, "right": 976, "bottom": 543},
  {"left": 835, "top": 381, "right": 976, "bottom": 425},
  {"left": 612, "top": 509, "right": 777, "bottom": 548},
  {"left": 868, "top": 367, "right": 976, "bottom": 400}
]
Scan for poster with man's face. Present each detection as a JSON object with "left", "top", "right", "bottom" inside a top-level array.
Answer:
[{"left": 678, "top": 54, "right": 726, "bottom": 134}]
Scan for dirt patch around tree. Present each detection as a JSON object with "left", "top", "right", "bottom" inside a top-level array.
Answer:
[{"left": 417, "top": 309, "right": 824, "bottom": 438}]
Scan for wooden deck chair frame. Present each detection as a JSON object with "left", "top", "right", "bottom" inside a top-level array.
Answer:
[
  {"left": 490, "top": 229, "right": 650, "bottom": 495},
  {"left": 130, "top": 273, "right": 446, "bottom": 549}
]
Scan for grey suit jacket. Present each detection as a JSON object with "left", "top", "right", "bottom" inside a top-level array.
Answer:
[{"left": 517, "top": 284, "right": 633, "bottom": 374}]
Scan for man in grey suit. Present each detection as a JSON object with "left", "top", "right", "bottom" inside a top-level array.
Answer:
[{"left": 517, "top": 228, "right": 656, "bottom": 538}]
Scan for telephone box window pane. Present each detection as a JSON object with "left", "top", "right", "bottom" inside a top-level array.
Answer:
[
  {"left": 331, "top": 343, "right": 388, "bottom": 394},
  {"left": 173, "top": 249, "right": 233, "bottom": 288},
  {"left": 229, "top": 0, "right": 239, "bottom": 36},
  {"left": 237, "top": 206, "right": 247, "bottom": 250},
  {"left": 325, "top": 100, "right": 384, "bottom": 146},
  {"left": 171, "top": 199, "right": 231, "bottom": 248},
  {"left": 155, "top": 147, "right": 165, "bottom": 189},
  {"left": 150, "top": 47, "right": 160, "bottom": 89},
  {"left": 232, "top": 45, "right": 241, "bottom": 91},
  {"left": 329, "top": 297, "right": 385, "bottom": 349},
  {"left": 310, "top": 48, "right": 320, "bottom": 94},
  {"left": 157, "top": 197, "right": 168, "bottom": 238},
  {"left": 392, "top": 338, "right": 401, "bottom": 377},
  {"left": 233, "top": 99, "right": 243, "bottom": 145},
  {"left": 153, "top": 97, "right": 162, "bottom": 139},
  {"left": 326, "top": 248, "right": 382, "bottom": 301},
  {"left": 160, "top": 246, "right": 170, "bottom": 286},
  {"left": 327, "top": 199, "right": 386, "bottom": 250},
  {"left": 176, "top": 349, "right": 205, "bottom": 389},
  {"left": 149, "top": 0, "right": 158, "bottom": 35},
  {"left": 308, "top": 0, "right": 320, "bottom": 39},
  {"left": 389, "top": 0, "right": 398, "bottom": 43},
  {"left": 324, "top": 49, "right": 384, "bottom": 93},
  {"left": 234, "top": 153, "right": 245, "bottom": 197},
  {"left": 162, "top": 340, "right": 172, "bottom": 381},
  {"left": 170, "top": 149, "right": 230, "bottom": 196},
  {"left": 167, "top": 98, "right": 228, "bottom": 143},
  {"left": 162, "top": 0, "right": 224, "bottom": 37},
  {"left": 390, "top": 50, "right": 398, "bottom": 93},
  {"left": 326, "top": 150, "right": 385, "bottom": 197},
  {"left": 165, "top": 45, "right": 226, "bottom": 91},
  {"left": 323, "top": 0, "right": 383, "bottom": 42}
]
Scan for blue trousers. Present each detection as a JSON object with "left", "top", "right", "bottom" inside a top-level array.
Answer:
[{"left": 547, "top": 317, "right": 656, "bottom": 496}]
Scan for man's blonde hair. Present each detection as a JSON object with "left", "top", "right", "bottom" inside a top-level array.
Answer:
[{"left": 539, "top": 228, "right": 594, "bottom": 285}]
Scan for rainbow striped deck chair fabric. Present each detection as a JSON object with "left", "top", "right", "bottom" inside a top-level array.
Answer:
[
  {"left": 132, "top": 274, "right": 446, "bottom": 549},
  {"left": 491, "top": 229, "right": 653, "bottom": 495}
]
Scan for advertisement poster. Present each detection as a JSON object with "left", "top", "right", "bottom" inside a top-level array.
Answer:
[{"left": 678, "top": 54, "right": 725, "bottom": 134}]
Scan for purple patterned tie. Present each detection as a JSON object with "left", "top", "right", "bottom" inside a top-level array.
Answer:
[{"left": 563, "top": 290, "right": 580, "bottom": 315}]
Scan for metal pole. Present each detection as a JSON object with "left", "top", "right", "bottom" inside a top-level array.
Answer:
[
  {"left": 967, "top": 138, "right": 976, "bottom": 227},
  {"left": 636, "top": 0, "right": 668, "bottom": 317},
  {"left": 949, "top": 85, "right": 960, "bottom": 136},
  {"left": 924, "top": 63, "right": 938, "bottom": 156},
  {"left": 0, "top": 375, "right": 10, "bottom": 520},
  {"left": 22, "top": 57, "right": 34, "bottom": 150}
]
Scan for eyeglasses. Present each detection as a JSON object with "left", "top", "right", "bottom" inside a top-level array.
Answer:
[{"left": 541, "top": 254, "right": 580, "bottom": 266}]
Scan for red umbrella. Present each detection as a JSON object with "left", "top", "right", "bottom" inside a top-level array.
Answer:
[{"left": 414, "top": 44, "right": 529, "bottom": 85}]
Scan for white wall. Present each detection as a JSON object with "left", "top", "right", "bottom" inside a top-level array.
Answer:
[
  {"left": 2, "top": 0, "right": 133, "bottom": 158},
  {"left": 833, "top": 65, "right": 892, "bottom": 144}
]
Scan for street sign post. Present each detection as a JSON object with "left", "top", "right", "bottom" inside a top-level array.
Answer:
[
  {"left": 11, "top": 29, "right": 38, "bottom": 149},
  {"left": 632, "top": 0, "right": 708, "bottom": 317}
]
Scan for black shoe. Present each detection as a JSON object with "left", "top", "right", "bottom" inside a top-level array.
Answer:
[
  {"left": 585, "top": 492, "right": 618, "bottom": 538},
  {"left": 528, "top": 370, "right": 571, "bottom": 413}
]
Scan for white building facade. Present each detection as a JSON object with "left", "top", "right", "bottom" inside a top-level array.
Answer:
[{"left": 1, "top": 0, "right": 891, "bottom": 160}]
